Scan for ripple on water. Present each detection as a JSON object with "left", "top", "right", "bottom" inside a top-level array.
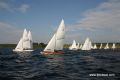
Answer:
[{"left": 0, "top": 48, "right": 120, "bottom": 80}]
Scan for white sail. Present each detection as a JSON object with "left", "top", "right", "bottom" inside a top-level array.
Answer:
[
  {"left": 104, "top": 43, "right": 109, "bottom": 49},
  {"left": 28, "top": 31, "right": 33, "bottom": 49},
  {"left": 112, "top": 43, "right": 116, "bottom": 49},
  {"left": 93, "top": 44, "right": 97, "bottom": 49},
  {"left": 22, "top": 29, "right": 29, "bottom": 49},
  {"left": 15, "top": 38, "right": 23, "bottom": 51},
  {"left": 69, "top": 40, "right": 78, "bottom": 50},
  {"left": 44, "top": 19, "right": 65, "bottom": 52},
  {"left": 55, "top": 19, "right": 65, "bottom": 50},
  {"left": 89, "top": 41, "right": 93, "bottom": 49},
  {"left": 44, "top": 34, "right": 56, "bottom": 52},
  {"left": 99, "top": 43, "right": 102, "bottom": 49},
  {"left": 82, "top": 38, "right": 92, "bottom": 50}
]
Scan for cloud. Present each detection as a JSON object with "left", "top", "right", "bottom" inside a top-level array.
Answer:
[
  {"left": 74, "top": 0, "right": 120, "bottom": 31},
  {"left": 0, "top": 1, "right": 12, "bottom": 12},
  {"left": 0, "top": 1, "right": 30, "bottom": 13},
  {"left": 68, "top": 0, "right": 120, "bottom": 42},
  {"left": 0, "top": 22, "right": 23, "bottom": 43},
  {"left": 17, "top": 4, "right": 30, "bottom": 13}
]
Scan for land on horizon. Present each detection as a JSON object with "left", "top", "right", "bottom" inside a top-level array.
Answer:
[{"left": 0, "top": 43, "right": 120, "bottom": 49}]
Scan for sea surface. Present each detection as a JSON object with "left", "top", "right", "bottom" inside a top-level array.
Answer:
[{"left": 0, "top": 48, "right": 120, "bottom": 80}]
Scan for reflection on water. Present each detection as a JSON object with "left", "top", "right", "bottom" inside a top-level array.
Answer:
[
  {"left": 14, "top": 51, "right": 32, "bottom": 58},
  {"left": 0, "top": 48, "right": 120, "bottom": 80},
  {"left": 81, "top": 56, "right": 95, "bottom": 62},
  {"left": 41, "top": 54, "right": 66, "bottom": 79}
]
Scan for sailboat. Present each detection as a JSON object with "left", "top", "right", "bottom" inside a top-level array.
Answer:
[
  {"left": 69, "top": 40, "right": 78, "bottom": 50},
  {"left": 41, "top": 19, "right": 65, "bottom": 54},
  {"left": 112, "top": 43, "right": 116, "bottom": 49},
  {"left": 104, "top": 43, "right": 109, "bottom": 49},
  {"left": 99, "top": 43, "right": 102, "bottom": 49},
  {"left": 82, "top": 38, "right": 92, "bottom": 50},
  {"left": 13, "top": 29, "right": 33, "bottom": 52},
  {"left": 93, "top": 44, "right": 97, "bottom": 49}
]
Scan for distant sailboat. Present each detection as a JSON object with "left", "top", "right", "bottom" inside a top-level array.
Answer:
[
  {"left": 99, "top": 43, "right": 102, "bottom": 49},
  {"left": 93, "top": 44, "right": 97, "bottom": 49},
  {"left": 104, "top": 43, "right": 109, "bottom": 49},
  {"left": 13, "top": 29, "right": 33, "bottom": 52},
  {"left": 112, "top": 43, "right": 116, "bottom": 49},
  {"left": 82, "top": 38, "right": 92, "bottom": 50},
  {"left": 41, "top": 19, "right": 65, "bottom": 54},
  {"left": 69, "top": 40, "right": 78, "bottom": 50}
]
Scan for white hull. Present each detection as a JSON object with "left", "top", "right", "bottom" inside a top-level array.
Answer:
[
  {"left": 69, "top": 48, "right": 78, "bottom": 50},
  {"left": 13, "top": 49, "right": 33, "bottom": 52}
]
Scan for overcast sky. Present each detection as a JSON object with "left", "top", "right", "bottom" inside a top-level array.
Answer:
[{"left": 0, "top": 0, "right": 120, "bottom": 44}]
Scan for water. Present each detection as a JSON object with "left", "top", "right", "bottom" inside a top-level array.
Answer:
[{"left": 0, "top": 48, "right": 120, "bottom": 80}]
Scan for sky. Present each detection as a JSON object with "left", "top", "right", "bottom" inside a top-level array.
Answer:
[{"left": 0, "top": 0, "right": 120, "bottom": 44}]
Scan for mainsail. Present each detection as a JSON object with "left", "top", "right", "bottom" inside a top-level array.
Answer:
[
  {"left": 22, "top": 29, "right": 30, "bottom": 49},
  {"left": 28, "top": 31, "right": 33, "bottom": 49},
  {"left": 55, "top": 19, "right": 65, "bottom": 50},
  {"left": 44, "top": 19, "right": 65, "bottom": 52}
]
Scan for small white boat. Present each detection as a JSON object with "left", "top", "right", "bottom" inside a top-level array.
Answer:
[
  {"left": 69, "top": 40, "right": 78, "bottom": 50},
  {"left": 112, "top": 43, "right": 116, "bottom": 49},
  {"left": 93, "top": 44, "right": 97, "bottom": 49},
  {"left": 104, "top": 43, "right": 109, "bottom": 49}
]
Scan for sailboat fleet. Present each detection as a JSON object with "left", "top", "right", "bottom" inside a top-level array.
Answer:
[
  {"left": 13, "top": 19, "right": 117, "bottom": 54},
  {"left": 69, "top": 38, "right": 117, "bottom": 51}
]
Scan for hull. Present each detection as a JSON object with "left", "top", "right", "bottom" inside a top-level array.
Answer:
[
  {"left": 13, "top": 49, "right": 33, "bottom": 52},
  {"left": 40, "top": 51, "right": 64, "bottom": 54},
  {"left": 69, "top": 48, "right": 78, "bottom": 50}
]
